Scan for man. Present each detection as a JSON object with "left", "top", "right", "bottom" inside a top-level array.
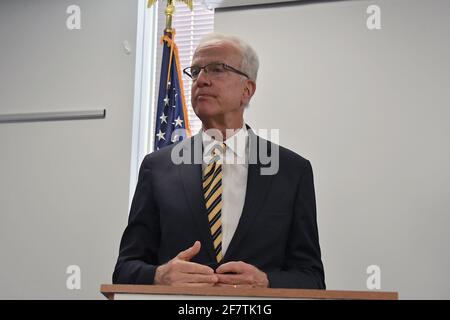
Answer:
[{"left": 113, "top": 33, "right": 325, "bottom": 289}]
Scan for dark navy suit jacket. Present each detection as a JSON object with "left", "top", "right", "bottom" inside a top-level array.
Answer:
[{"left": 113, "top": 127, "right": 325, "bottom": 289}]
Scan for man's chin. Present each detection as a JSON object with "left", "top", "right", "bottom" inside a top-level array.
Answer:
[{"left": 194, "top": 104, "right": 219, "bottom": 119}]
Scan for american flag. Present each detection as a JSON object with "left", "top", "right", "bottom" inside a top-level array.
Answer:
[{"left": 154, "top": 30, "right": 191, "bottom": 151}]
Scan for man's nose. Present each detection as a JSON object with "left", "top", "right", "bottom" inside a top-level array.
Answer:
[{"left": 195, "top": 69, "right": 211, "bottom": 86}]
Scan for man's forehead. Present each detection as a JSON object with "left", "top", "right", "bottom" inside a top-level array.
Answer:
[{"left": 193, "top": 40, "right": 241, "bottom": 61}]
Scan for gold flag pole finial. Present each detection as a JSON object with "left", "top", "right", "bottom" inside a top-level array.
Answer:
[{"left": 147, "top": 0, "right": 193, "bottom": 32}]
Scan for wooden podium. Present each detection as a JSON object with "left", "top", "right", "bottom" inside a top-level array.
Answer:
[{"left": 100, "top": 284, "right": 398, "bottom": 300}]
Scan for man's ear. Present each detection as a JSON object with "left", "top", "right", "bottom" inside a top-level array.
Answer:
[{"left": 243, "top": 79, "right": 256, "bottom": 102}]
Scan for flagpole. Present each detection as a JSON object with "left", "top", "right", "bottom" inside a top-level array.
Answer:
[
  {"left": 165, "top": 0, "right": 175, "bottom": 32},
  {"left": 147, "top": 0, "right": 193, "bottom": 32}
]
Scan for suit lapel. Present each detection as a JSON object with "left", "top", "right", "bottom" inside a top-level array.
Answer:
[
  {"left": 223, "top": 128, "right": 274, "bottom": 261},
  {"left": 178, "top": 133, "right": 216, "bottom": 262}
]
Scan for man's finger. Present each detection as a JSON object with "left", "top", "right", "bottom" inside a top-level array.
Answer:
[
  {"left": 216, "top": 261, "right": 246, "bottom": 274},
  {"left": 173, "top": 282, "right": 217, "bottom": 287},
  {"left": 177, "top": 241, "right": 201, "bottom": 261},
  {"left": 214, "top": 283, "right": 253, "bottom": 288},
  {"left": 177, "top": 273, "right": 218, "bottom": 284},
  {"left": 216, "top": 273, "right": 248, "bottom": 284},
  {"left": 175, "top": 260, "right": 215, "bottom": 275}
]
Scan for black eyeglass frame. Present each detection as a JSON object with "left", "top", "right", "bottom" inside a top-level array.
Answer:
[{"left": 183, "top": 62, "right": 250, "bottom": 80}]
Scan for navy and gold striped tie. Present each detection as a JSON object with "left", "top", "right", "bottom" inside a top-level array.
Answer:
[{"left": 203, "top": 143, "right": 225, "bottom": 262}]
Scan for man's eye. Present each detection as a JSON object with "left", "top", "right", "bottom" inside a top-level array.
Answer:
[
  {"left": 191, "top": 68, "right": 200, "bottom": 76},
  {"left": 211, "top": 66, "right": 224, "bottom": 73}
]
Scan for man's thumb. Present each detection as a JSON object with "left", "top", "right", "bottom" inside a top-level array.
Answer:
[{"left": 177, "top": 241, "right": 201, "bottom": 261}]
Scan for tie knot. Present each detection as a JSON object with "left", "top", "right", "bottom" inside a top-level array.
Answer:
[
  {"left": 211, "top": 142, "right": 226, "bottom": 156},
  {"left": 206, "top": 142, "right": 225, "bottom": 165}
]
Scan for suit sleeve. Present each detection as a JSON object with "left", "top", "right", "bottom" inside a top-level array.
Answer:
[
  {"left": 266, "top": 160, "right": 326, "bottom": 289},
  {"left": 112, "top": 155, "right": 161, "bottom": 284}
]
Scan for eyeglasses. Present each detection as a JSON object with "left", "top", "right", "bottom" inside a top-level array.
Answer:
[{"left": 183, "top": 62, "right": 250, "bottom": 80}]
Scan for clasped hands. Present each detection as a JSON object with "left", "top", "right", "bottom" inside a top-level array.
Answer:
[{"left": 154, "top": 241, "right": 269, "bottom": 288}]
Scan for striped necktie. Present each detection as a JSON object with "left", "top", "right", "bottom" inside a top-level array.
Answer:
[{"left": 203, "top": 143, "right": 225, "bottom": 262}]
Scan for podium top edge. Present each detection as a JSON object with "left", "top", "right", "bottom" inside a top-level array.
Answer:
[{"left": 100, "top": 284, "right": 398, "bottom": 300}]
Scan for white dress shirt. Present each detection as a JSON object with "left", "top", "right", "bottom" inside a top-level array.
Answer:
[{"left": 201, "top": 123, "right": 249, "bottom": 256}]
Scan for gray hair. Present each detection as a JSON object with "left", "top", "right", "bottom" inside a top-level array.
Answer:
[{"left": 196, "top": 33, "right": 259, "bottom": 81}]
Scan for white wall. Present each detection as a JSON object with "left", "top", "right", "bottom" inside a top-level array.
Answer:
[
  {"left": 0, "top": 0, "right": 139, "bottom": 298},
  {"left": 1, "top": 0, "right": 449, "bottom": 300},
  {"left": 215, "top": 0, "right": 450, "bottom": 299}
]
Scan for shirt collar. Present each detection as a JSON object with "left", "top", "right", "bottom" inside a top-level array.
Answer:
[{"left": 201, "top": 122, "right": 248, "bottom": 159}]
